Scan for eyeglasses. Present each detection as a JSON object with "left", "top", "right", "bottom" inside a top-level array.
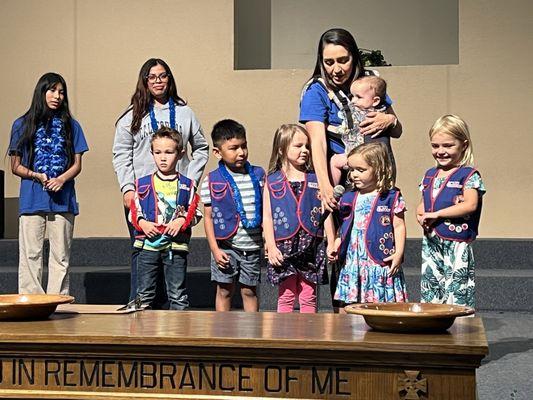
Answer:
[{"left": 146, "top": 72, "right": 170, "bottom": 83}]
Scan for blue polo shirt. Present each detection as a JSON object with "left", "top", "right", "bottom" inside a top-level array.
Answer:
[
  {"left": 8, "top": 117, "right": 89, "bottom": 216},
  {"left": 299, "top": 80, "right": 393, "bottom": 154},
  {"left": 299, "top": 81, "right": 343, "bottom": 128}
]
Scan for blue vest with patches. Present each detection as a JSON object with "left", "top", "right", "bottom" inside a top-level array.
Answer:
[
  {"left": 338, "top": 189, "right": 400, "bottom": 266},
  {"left": 208, "top": 165, "right": 265, "bottom": 240},
  {"left": 422, "top": 167, "right": 481, "bottom": 242},
  {"left": 267, "top": 170, "right": 323, "bottom": 240},
  {"left": 134, "top": 173, "right": 193, "bottom": 241}
]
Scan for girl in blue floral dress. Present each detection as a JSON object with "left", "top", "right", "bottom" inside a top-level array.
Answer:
[
  {"left": 417, "top": 115, "right": 485, "bottom": 308},
  {"left": 8, "top": 73, "right": 88, "bottom": 295},
  {"left": 331, "top": 142, "right": 408, "bottom": 306}
]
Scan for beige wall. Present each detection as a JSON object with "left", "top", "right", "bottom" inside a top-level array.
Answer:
[
  {"left": 271, "top": 0, "right": 458, "bottom": 68},
  {"left": 1, "top": 0, "right": 532, "bottom": 239}
]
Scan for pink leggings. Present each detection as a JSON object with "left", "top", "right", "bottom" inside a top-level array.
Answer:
[{"left": 277, "top": 274, "right": 317, "bottom": 313}]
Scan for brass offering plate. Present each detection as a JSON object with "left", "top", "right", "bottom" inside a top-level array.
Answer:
[
  {"left": 0, "top": 294, "right": 74, "bottom": 321},
  {"left": 345, "top": 302, "right": 475, "bottom": 333}
]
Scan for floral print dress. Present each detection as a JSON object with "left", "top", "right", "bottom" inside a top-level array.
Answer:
[
  {"left": 334, "top": 192, "right": 408, "bottom": 304},
  {"left": 420, "top": 172, "right": 486, "bottom": 307}
]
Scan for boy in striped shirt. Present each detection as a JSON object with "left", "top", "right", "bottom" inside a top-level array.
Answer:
[{"left": 200, "top": 120, "right": 265, "bottom": 311}]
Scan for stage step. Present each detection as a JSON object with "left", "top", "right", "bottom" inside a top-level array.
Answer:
[{"left": 0, "top": 238, "right": 531, "bottom": 311}]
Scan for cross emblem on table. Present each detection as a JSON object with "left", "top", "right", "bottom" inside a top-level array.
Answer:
[{"left": 398, "top": 370, "right": 427, "bottom": 400}]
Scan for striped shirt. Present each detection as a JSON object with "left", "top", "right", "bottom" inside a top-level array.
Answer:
[{"left": 200, "top": 168, "right": 263, "bottom": 251}]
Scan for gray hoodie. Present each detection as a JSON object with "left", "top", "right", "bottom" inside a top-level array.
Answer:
[{"left": 113, "top": 103, "right": 209, "bottom": 193}]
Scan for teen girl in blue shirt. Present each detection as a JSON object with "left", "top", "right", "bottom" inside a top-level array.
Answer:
[{"left": 9, "top": 72, "right": 88, "bottom": 295}]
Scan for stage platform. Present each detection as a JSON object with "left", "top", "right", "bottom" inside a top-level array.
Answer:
[
  {"left": 0, "top": 308, "right": 488, "bottom": 399},
  {"left": 1, "top": 238, "right": 532, "bottom": 311}
]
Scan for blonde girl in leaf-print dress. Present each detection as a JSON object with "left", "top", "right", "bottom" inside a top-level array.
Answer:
[{"left": 417, "top": 115, "right": 485, "bottom": 308}]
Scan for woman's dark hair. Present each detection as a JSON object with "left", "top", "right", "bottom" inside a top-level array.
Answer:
[
  {"left": 311, "top": 28, "right": 365, "bottom": 90},
  {"left": 16, "top": 72, "right": 74, "bottom": 168},
  {"left": 118, "top": 58, "right": 186, "bottom": 134}
]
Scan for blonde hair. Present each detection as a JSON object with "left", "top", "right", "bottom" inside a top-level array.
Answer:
[
  {"left": 429, "top": 114, "right": 474, "bottom": 166},
  {"left": 268, "top": 124, "right": 312, "bottom": 174},
  {"left": 347, "top": 142, "right": 394, "bottom": 193}
]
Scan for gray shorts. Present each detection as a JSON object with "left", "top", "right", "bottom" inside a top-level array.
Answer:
[{"left": 210, "top": 246, "right": 261, "bottom": 287}]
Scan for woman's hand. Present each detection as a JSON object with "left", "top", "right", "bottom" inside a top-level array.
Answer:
[
  {"left": 45, "top": 177, "right": 65, "bottom": 192},
  {"left": 320, "top": 182, "right": 338, "bottom": 213},
  {"left": 359, "top": 112, "right": 396, "bottom": 138}
]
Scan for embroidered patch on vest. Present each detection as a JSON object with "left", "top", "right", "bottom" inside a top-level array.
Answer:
[
  {"left": 380, "top": 215, "right": 391, "bottom": 226},
  {"left": 377, "top": 205, "right": 391, "bottom": 212},
  {"left": 308, "top": 182, "right": 319, "bottom": 189},
  {"left": 212, "top": 206, "right": 226, "bottom": 230},
  {"left": 446, "top": 181, "right": 463, "bottom": 188},
  {"left": 311, "top": 206, "right": 321, "bottom": 227},
  {"left": 273, "top": 206, "right": 289, "bottom": 231},
  {"left": 453, "top": 195, "right": 464, "bottom": 204}
]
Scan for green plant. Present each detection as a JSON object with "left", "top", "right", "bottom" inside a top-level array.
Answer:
[{"left": 359, "top": 49, "right": 391, "bottom": 67}]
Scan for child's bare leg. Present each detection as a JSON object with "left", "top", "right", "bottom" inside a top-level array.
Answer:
[
  {"left": 330, "top": 154, "right": 348, "bottom": 186},
  {"left": 240, "top": 284, "right": 258, "bottom": 312},
  {"left": 216, "top": 282, "right": 234, "bottom": 311}
]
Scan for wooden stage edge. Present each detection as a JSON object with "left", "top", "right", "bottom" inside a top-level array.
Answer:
[{"left": 0, "top": 309, "right": 488, "bottom": 400}]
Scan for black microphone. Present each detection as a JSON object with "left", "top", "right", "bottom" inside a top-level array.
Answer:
[{"left": 319, "top": 185, "right": 345, "bottom": 225}]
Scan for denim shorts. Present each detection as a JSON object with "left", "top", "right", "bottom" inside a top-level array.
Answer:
[{"left": 210, "top": 246, "right": 261, "bottom": 287}]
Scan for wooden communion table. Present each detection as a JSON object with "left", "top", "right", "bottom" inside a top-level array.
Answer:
[{"left": 0, "top": 308, "right": 488, "bottom": 399}]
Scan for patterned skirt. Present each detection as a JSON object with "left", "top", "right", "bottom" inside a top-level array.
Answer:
[{"left": 420, "top": 232, "right": 475, "bottom": 307}]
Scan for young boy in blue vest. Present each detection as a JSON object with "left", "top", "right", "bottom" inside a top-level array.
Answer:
[
  {"left": 129, "top": 127, "right": 200, "bottom": 310},
  {"left": 200, "top": 120, "right": 265, "bottom": 311}
]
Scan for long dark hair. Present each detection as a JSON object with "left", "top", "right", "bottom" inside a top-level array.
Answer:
[
  {"left": 311, "top": 28, "right": 365, "bottom": 91},
  {"left": 16, "top": 72, "right": 74, "bottom": 168},
  {"left": 117, "top": 58, "right": 186, "bottom": 134}
]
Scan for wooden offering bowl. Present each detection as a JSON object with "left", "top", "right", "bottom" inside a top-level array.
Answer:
[
  {"left": 0, "top": 294, "right": 74, "bottom": 321},
  {"left": 344, "top": 302, "right": 475, "bottom": 333}
]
